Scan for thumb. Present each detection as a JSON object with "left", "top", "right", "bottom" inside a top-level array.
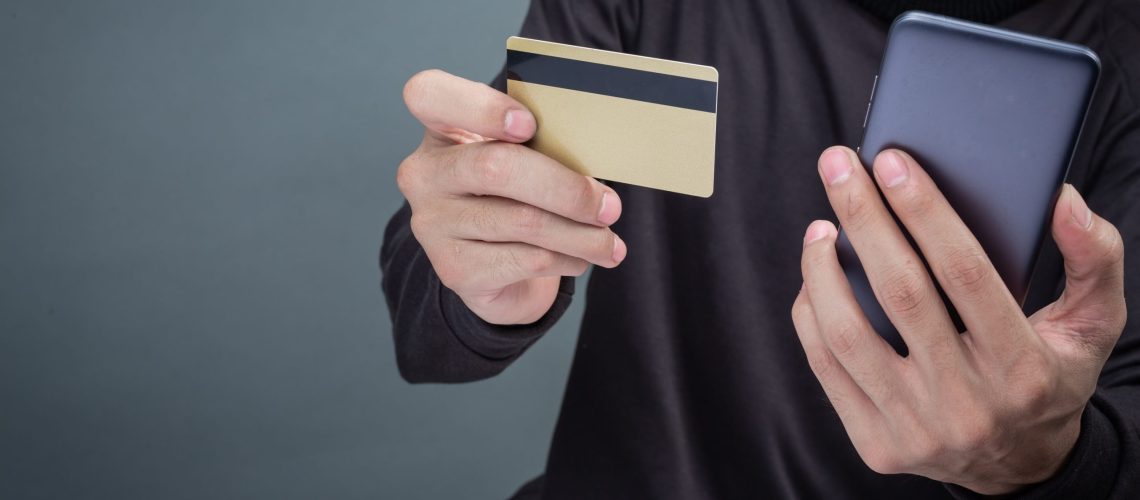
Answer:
[
  {"left": 1050, "top": 184, "right": 1126, "bottom": 327},
  {"left": 403, "top": 69, "right": 536, "bottom": 145}
]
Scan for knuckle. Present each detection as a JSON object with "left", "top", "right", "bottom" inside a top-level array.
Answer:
[
  {"left": 433, "top": 260, "right": 466, "bottom": 291},
  {"left": 896, "top": 186, "right": 936, "bottom": 219},
  {"left": 827, "top": 320, "right": 867, "bottom": 358},
  {"left": 471, "top": 145, "right": 515, "bottom": 190},
  {"left": 790, "top": 293, "right": 817, "bottom": 335},
  {"left": 1013, "top": 362, "right": 1057, "bottom": 412},
  {"left": 999, "top": 348, "right": 1059, "bottom": 411},
  {"left": 1109, "top": 228, "right": 1126, "bottom": 264},
  {"left": 842, "top": 191, "right": 874, "bottom": 229},
  {"left": 409, "top": 212, "right": 430, "bottom": 238},
  {"left": 1100, "top": 225, "right": 1126, "bottom": 269},
  {"left": 396, "top": 156, "right": 422, "bottom": 196},
  {"left": 880, "top": 268, "right": 930, "bottom": 319},
  {"left": 791, "top": 293, "right": 811, "bottom": 322},
  {"left": 433, "top": 242, "right": 476, "bottom": 291},
  {"left": 940, "top": 248, "right": 992, "bottom": 295},
  {"left": 805, "top": 347, "right": 840, "bottom": 380},
  {"left": 522, "top": 248, "right": 556, "bottom": 275},
  {"left": 1022, "top": 380, "right": 1056, "bottom": 413},
  {"left": 496, "top": 246, "right": 553, "bottom": 278},
  {"left": 510, "top": 203, "right": 546, "bottom": 237}
]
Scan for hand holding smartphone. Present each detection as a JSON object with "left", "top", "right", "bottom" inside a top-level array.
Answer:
[{"left": 838, "top": 12, "right": 1100, "bottom": 354}]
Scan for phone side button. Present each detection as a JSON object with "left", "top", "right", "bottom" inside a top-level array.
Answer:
[{"left": 862, "top": 74, "right": 878, "bottom": 129}]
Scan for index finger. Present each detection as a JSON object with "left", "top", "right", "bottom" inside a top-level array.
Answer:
[{"left": 403, "top": 69, "right": 536, "bottom": 145}]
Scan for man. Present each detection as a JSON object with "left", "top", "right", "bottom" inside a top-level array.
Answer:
[{"left": 382, "top": 0, "right": 1140, "bottom": 497}]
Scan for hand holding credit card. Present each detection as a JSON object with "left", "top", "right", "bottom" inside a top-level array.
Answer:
[{"left": 506, "top": 37, "right": 719, "bottom": 197}]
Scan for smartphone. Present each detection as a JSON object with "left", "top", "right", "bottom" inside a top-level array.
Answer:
[{"left": 838, "top": 11, "right": 1100, "bottom": 355}]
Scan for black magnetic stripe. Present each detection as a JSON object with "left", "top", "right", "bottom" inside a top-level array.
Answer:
[{"left": 506, "top": 50, "right": 717, "bottom": 113}]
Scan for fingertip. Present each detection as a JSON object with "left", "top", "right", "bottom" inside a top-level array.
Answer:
[
  {"left": 504, "top": 108, "right": 536, "bottom": 142},
  {"left": 1052, "top": 184, "right": 1125, "bottom": 293},
  {"left": 873, "top": 149, "right": 910, "bottom": 189},
  {"left": 1052, "top": 184, "right": 1107, "bottom": 264},
  {"left": 821, "top": 145, "right": 856, "bottom": 159},
  {"left": 592, "top": 178, "right": 622, "bottom": 226},
  {"left": 819, "top": 147, "right": 857, "bottom": 186},
  {"left": 403, "top": 69, "right": 435, "bottom": 105},
  {"left": 803, "top": 220, "right": 838, "bottom": 246},
  {"left": 1064, "top": 183, "right": 1094, "bottom": 231},
  {"left": 877, "top": 147, "right": 900, "bottom": 160},
  {"left": 611, "top": 233, "right": 627, "bottom": 265},
  {"left": 403, "top": 69, "right": 450, "bottom": 120},
  {"left": 597, "top": 189, "right": 622, "bottom": 226}
]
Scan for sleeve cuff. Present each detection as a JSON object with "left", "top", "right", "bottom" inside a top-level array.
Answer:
[
  {"left": 438, "top": 275, "right": 575, "bottom": 360},
  {"left": 944, "top": 396, "right": 1120, "bottom": 499}
]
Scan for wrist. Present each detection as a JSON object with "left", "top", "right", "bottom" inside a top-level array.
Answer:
[{"left": 957, "top": 413, "right": 1082, "bottom": 495}]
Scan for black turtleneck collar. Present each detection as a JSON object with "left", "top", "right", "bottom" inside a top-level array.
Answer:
[{"left": 848, "top": 0, "right": 1042, "bottom": 24}]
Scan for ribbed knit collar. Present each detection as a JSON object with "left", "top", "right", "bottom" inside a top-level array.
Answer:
[{"left": 848, "top": 0, "right": 1042, "bottom": 24}]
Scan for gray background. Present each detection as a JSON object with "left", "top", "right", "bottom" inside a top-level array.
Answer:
[{"left": 0, "top": 1, "right": 584, "bottom": 499}]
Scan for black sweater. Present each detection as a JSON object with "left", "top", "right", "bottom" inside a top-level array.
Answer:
[{"left": 381, "top": 0, "right": 1140, "bottom": 497}]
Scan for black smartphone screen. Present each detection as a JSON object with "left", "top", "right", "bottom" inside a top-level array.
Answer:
[{"left": 837, "top": 11, "right": 1100, "bottom": 355}]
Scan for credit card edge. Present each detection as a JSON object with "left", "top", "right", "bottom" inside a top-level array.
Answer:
[{"left": 507, "top": 36, "right": 718, "bottom": 82}]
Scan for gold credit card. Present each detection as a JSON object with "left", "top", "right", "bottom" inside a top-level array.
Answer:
[{"left": 506, "top": 36, "right": 719, "bottom": 197}]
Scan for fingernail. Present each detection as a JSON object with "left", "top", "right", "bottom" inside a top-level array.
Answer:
[
  {"left": 612, "top": 233, "right": 627, "bottom": 264},
  {"left": 1068, "top": 185, "right": 1093, "bottom": 230},
  {"left": 504, "top": 109, "right": 534, "bottom": 141},
  {"left": 820, "top": 148, "right": 854, "bottom": 186},
  {"left": 597, "top": 190, "right": 621, "bottom": 226},
  {"left": 803, "top": 220, "right": 832, "bottom": 246},
  {"left": 876, "top": 150, "right": 909, "bottom": 188}
]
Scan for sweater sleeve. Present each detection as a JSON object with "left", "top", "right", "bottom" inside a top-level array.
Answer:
[
  {"left": 380, "top": 0, "right": 638, "bottom": 384},
  {"left": 381, "top": 202, "right": 574, "bottom": 383},
  {"left": 946, "top": 14, "right": 1140, "bottom": 497}
]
